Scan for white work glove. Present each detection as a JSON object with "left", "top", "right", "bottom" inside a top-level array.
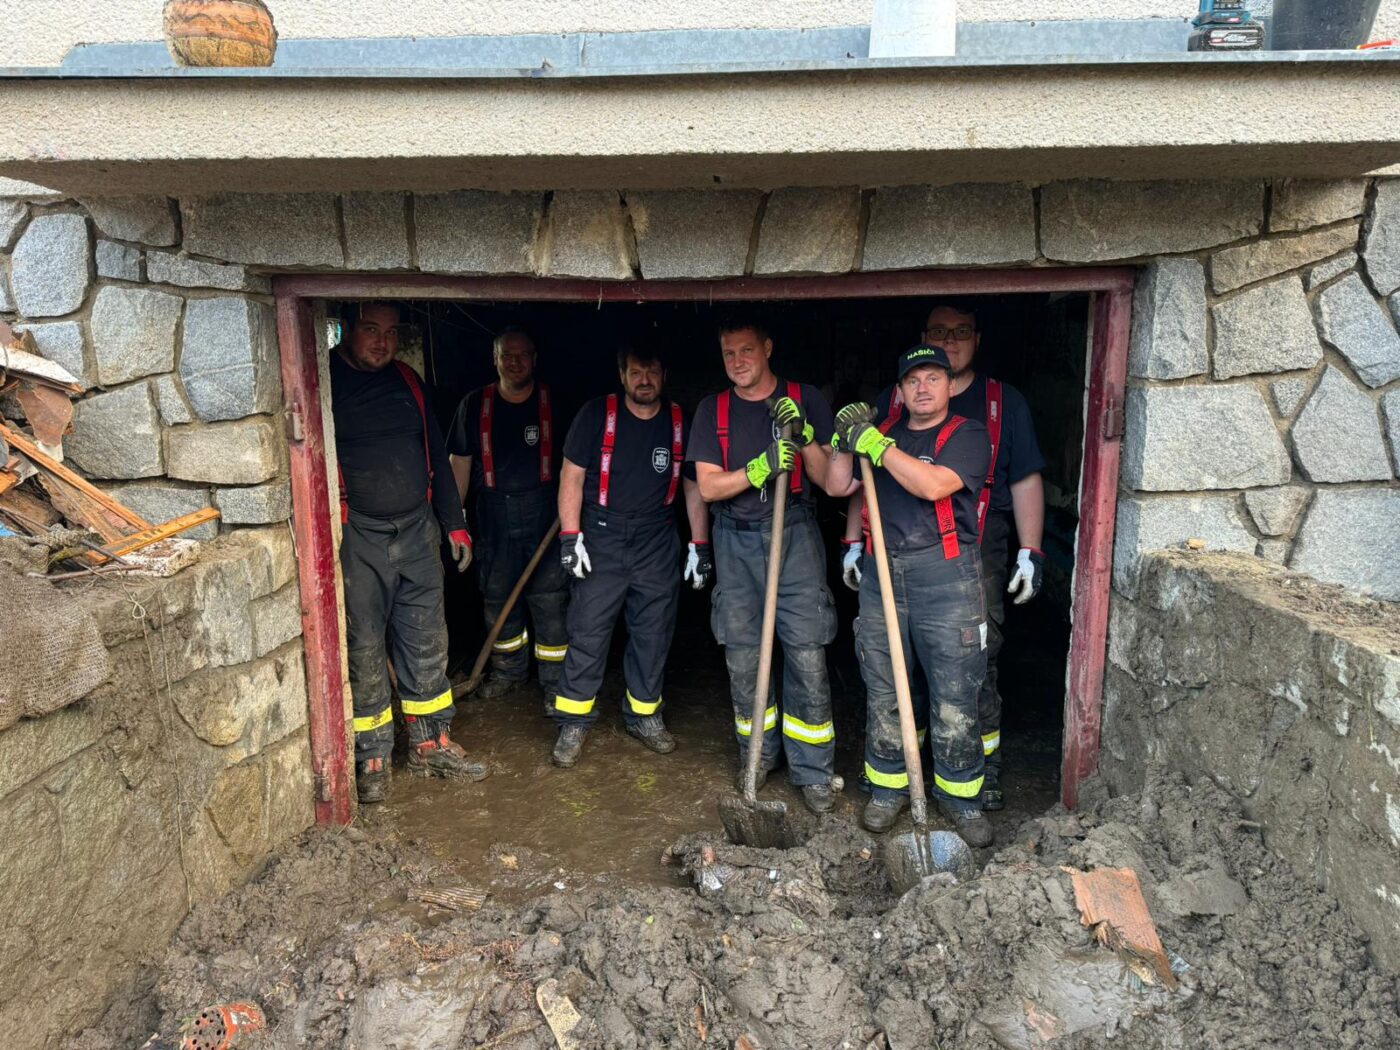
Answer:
[
  {"left": 560, "top": 532, "right": 592, "bottom": 579},
  {"left": 1007, "top": 547, "right": 1045, "bottom": 605},
  {"left": 841, "top": 539, "right": 863, "bottom": 591},
  {"left": 448, "top": 529, "right": 473, "bottom": 573},
  {"left": 684, "top": 541, "right": 713, "bottom": 590}
]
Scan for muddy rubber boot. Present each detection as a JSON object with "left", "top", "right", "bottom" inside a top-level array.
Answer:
[
  {"left": 862, "top": 795, "right": 908, "bottom": 833},
  {"left": 552, "top": 724, "right": 588, "bottom": 768},
  {"left": 626, "top": 715, "right": 676, "bottom": 754},
  {"left": 407, "top": 732, "right": 490, "bottom": 781},
  {"left": 356, "top": 757, "right": 389, "bottom": 804},
  {"left": 473, "top": 674, "right": 525, "bottom": 701},
  {"left": 937, "top": 798, "right": 993, "bottom": 848},
  {"left": 541, "top": 689, "right": 556, "bottom": 719},
  {"left": 981, "top": 769, "right": 1004, "bottom": 812},
  {"left": 801, "top": 783, "right": 835, "bottom": 815}
]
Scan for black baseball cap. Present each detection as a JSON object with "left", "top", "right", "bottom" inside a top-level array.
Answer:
[{"left": 896, "top": 344, "right": 953, "bottom": 380}]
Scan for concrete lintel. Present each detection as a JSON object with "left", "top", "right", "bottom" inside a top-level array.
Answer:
[{"left": 1, "top": 61, "right": 1398, "bottom": 196}]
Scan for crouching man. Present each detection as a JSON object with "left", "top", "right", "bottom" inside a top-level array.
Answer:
[{"left": 827, "top": 345, "right": 993, "bottom": 847}]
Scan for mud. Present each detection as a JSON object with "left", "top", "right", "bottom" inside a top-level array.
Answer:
[{"left": 79, "top": 769, "right": 1396, "bottom": 1049}]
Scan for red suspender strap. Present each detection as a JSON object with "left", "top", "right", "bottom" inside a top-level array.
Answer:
[
  {"left": 394, "top": 361, "right": 433, "bottom": 505},
  {"left": 538, "top": 383, "right": 554, "bottom": 483},
  {"left": 716, "top": 390, "right": 731, "bottom": 471},
  {"left": 786, "top": 380, "right": 804, "bottom": 495},
  {"left": 862, "top": 398, "right": 905, "bottom": 551},
  {"left": 932, "top": 415, "right": 968, "bottom": 561},
  {"left": 598, "top": 393, "right": 619, "bottom": 508},
  {"left": 337, "top": 463, "right": 349, "bottom": 524},
  {"left": 886, "top": 385, "right": 904, "bottom": 427},
  {"left": 479, "top": 383, "right": 497, "bottom": 489},
  {"left": 976, "top": 379, "right": 1003, "bottom": 543},
  {"left": 665, "top": 401, "right": 684, "bottom": 506}
]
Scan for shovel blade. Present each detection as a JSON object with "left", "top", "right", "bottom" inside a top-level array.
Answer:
[
  {"left": 884, "top": 829, "right": 977, "bottom": 892},
  {"left": 718, "top": 792, "right": 813, "bottom": 849}
]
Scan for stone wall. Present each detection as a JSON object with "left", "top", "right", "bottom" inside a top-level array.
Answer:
[
  {"left": 0, "top": 529, "right": 311, "bottom": 1050},
  {"left": 1101, "top": 550, "right": 1400, "bottom": 969}
]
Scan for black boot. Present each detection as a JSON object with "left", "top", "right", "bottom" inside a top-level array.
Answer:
[
  {"left": 801, "top": 783, "right": 835, "bottom": 815},
  {"left": 357, "top": 756, "right": 389, "bottom": 804},
  {"left": 981, "top": 768, "right": 1004, "bottom": 811},
  {"left": 626, "top": 715, "right": 676, "bottom": 754},
  {"left": 552, "top": 724, "right": 588, "bottom": 768},
  {"left": 862, "top": 794, "right": 907, "bottom": 833},
  {"left": 936, "top": 797, "right": 993, "bottom": 848},
  {"left": 407, "top": 732, "right": 490, "bottom": 781}
]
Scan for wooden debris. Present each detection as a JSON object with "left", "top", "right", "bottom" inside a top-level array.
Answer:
[
  {"left": 406, "top": 886, "right": 488, "bottom": 913},
  {"left": 1066, "top": 866, "right": 1177, "bottom": 989},
  {"left": 14, "top": 384, "right": 75, "bottom": 447},
  {"left": 85, "top": 508, "right": 220, "bottom": 565},
  {"left": 0, "top": 422, "right": 150, "bottom": 541}
]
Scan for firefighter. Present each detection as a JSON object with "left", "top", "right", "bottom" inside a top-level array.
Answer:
[
  {"left": 550, "top": 346, "right": 712, "bottom": 767},
  {"left": 331, "top": 302, "right": 489, "bottom": 804},
  {"left": 841, "top": 300, "right": 1046, "bottom": 811},
  {"left": 690, "top": 316, "right": 840, "bottom": 815},
  {"left": 448, "top": 327, "right": 570, "bottom": 710},
  {"left": 827, "top": 344, "right": 993, "bottom": 847}
]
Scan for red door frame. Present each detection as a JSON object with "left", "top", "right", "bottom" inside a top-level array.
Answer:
[{"left": 274, "top": 268, "right": 1134, "bottom": 824}]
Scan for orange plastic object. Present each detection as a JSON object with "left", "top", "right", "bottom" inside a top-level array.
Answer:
[
  {"left": 1067, "top": 867, "right": 1177, "bottom": 989},
  {"left": 181, "top": 1001, "right": 266, "bottom": 1050}
]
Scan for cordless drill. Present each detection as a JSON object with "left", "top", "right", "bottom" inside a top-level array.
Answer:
[{"left": 1188, "top": 0, "right": 1265, "bottom": 51}]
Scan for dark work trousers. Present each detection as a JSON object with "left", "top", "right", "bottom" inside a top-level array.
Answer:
[
  {"left": 476, "top": 487, "right": 569, "bottom": 691},
  {"left": 855, "top": 544, "right": 988, "bottom": 809},
  {"left": 553, "top": 509, "right": 680, "bottom": 727},
  {"left": 341, "top": 504, "right": 456, "bottom": 764},
  {"left": 897, "top": 510, "right": 1010, "bottom": 775},
  {"left": 711, "top": 503, "right": 838, "bottom": 787},
  {"left": 978, "top": 509, "right": 1012, "bottom": 774}
]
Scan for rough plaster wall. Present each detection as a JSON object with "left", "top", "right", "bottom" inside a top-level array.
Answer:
[
  {"left": 1101, "top": 551, "right": 1400, "bottom": 969},
  {"left": 7, "top": 1, "right": 1200, "bottom": 68}
]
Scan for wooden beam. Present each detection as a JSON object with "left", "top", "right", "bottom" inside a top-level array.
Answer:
[
  {"left": 84, "top": 508, "right": 221, "bottom": 565},
  {"left": 0, "top": 422, "right": 152, "bottom": 532}
]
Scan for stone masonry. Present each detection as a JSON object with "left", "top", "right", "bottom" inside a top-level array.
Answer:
[{"left": 1, "top": 176, "right": 1398, "bottom": 1046}]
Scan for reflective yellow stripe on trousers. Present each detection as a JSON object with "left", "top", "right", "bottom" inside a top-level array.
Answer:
[
  {"left": 353, "top": 706, "right": 393, "bottom": 733},
  {"left": 535, "top": 642, "right": 568, "bottom": 663},
  {"left": 735, "top": 705, "right": 778, "bottom": 737},
  {"left": 935, "top": 773, "right": 985, "bottom": 799},
  {"left": 493, "top": 629, "right": 529, "bottom": 653},
  {"left": 401, "top": 689, "right": 453, "bottom": 716},
  {"left": 627, "top": 690, "right": 662, "bottom": 716},
  {"left": 554, "top": 695, "right": 596, "bottom": 715},
  {"left": 864, "top": 762, "right": 909, "bottom": 790},
  {"left": 982, "top": 731, "right": 1001, "bottom": 755},
  {"left": 782, "top": 713, "right": 835, "bottom": 745}
]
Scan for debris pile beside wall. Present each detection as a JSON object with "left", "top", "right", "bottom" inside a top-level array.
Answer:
[
  {"left": 1103, "top": 549, "right": 1400, "bottom": 969},
  {"left": 84, "top": 773, "right": 1396, "bottom": 1049},
  {"left": 0, "top": 528, "right": 314, "bottom": 1050}
]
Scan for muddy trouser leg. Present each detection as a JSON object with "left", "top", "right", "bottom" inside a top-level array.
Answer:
[
  {"left": 908, "top": 548, "right": 988, "bottom": 810},
  {"left": 855, "top": 556, "right": 918, "bottom": 802},
  {"left": 978, "top": 510, "right": 1011, "bottom": 774},
  {"left": 553, "top": 520, "right": 628, "bottom": 726},
  {"left": 341, "top": 518, "right": 398, "bottom": 764},
  {"left": 523, "top": 490, "right": 569, "bottom": 692},
  {"left": 712, "top": 520, "right": 780, "bottom": 770},
  {"left": 386, "top": 507, "right": 456, "bottom": 745},
  {"left": 619, "top": 521, "right": 680, "bottom": 728},
  {"left": 478, "top": 491, "right": 530, "bottom": 681},
  {"left": 774, "top": 513, "right": 837, "bottom": 786}
]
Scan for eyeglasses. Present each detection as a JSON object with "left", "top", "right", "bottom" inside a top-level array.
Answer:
[{"left": 924, "top": 324, "right": 976, "bottom": 342}]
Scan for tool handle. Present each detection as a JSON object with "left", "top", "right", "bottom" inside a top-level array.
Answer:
[
  {"left": 744, "top": 421, "right": 795, "bottom": 801},
  {"left": 859, "top": 457, "right": 930, "bottom": 829},
  {"left": 456, "top": 515, "right": 561, "bottom": 698}
]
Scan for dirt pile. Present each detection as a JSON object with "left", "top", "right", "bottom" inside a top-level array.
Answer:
[{"left": 89, "top": 773, "right": 1396, "bottom": 1049}]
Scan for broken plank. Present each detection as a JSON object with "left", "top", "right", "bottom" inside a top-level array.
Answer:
[
  {"left": 85, "top": 508, "right": 220, "bottom": 565},
  {"left": 0, "top": 422, "right": 151, "bottom": 531},
  {"left": 1067, "top": 866, "right": 1177, "bottom": 989}
]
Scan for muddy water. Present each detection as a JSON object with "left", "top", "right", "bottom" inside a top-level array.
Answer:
[{"left": 381, "top": 652, "right": 1060, "bottom": 903}]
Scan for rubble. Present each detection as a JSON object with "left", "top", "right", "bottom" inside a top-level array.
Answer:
[{"left": 76, "top": 773, "right": 1397, "bottom": 1050}]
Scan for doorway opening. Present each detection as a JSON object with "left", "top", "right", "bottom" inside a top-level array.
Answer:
[{"left": 275, "top": 271, "right": 1133, "bottom": 865}]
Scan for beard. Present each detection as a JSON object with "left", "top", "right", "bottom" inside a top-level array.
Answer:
[{"left": 629, "top": 386, "right": 660, "bottom": 405}]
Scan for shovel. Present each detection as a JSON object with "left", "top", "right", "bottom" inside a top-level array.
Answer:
[
  {"left": 718, "top": 422, "right": 812, "bottom": 850},
  {"left": 858, "top": 457, "right": 975, "bottom": 890},
  {"left": 452, "top": 515, "right": 561, "bottom": 699}
]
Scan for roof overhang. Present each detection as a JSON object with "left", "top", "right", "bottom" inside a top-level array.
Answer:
[{"left": 2, "top": 51, "right": 1398, "bottom": 196}]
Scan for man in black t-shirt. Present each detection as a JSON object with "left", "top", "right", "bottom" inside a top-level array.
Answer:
[
  {"left": 331, "top": 302, "right": 489, "bottom": 804},
  {"left": 826, "top": 344, "right": 993, "bottom": 847},
  {"left": 549, "top": 347, "right": 712, "bottom": 768},
  {"left": 690, "top": 317, "right": 841, "bottom": 816},
  {"left": 448, "top": 327, "right": 570, "bottom": 707},
  {"left": 842, "top": 301, "right": 1047, "bottom": 811}
]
